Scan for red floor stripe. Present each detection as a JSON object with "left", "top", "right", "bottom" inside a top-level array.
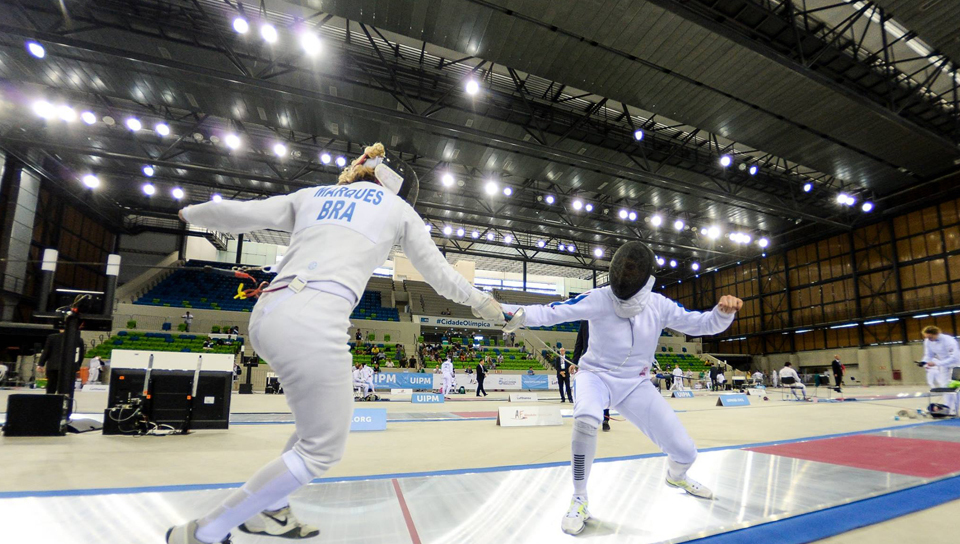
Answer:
[
  {"left": 748, "top": 435, "right": 960, "bottom": 478},
  {"left": 392, "top": 478, "right": 422, "bottom": 544}
]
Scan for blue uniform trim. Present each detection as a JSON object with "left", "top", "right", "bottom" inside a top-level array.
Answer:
[{"left": 549, "top": 292, "right": 589, "bottom": 308}]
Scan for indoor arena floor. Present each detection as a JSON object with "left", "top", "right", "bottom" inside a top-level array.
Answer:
[{"left": 2, "top": 385, "right": 959, "bottom": 544}]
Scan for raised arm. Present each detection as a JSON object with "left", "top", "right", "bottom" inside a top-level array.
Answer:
[
  {"left": 180, "top": 191, "right": 301, "bottom": 234},
  {"left": 659, "top": 294, "right": 740, "bottom": 337},
  {"left": 398, "top": 206, "right": 489, "bottom": 310},
  {"left": 502, "top": 291, "right": 604, "bottom": 328}
]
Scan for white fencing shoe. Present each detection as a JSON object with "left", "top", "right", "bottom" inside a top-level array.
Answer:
[
  {"left": 561, "top": 496, "right": 591, "bottom": 535},
  {"left": 166, "top": 520, "right": 231, "bottom": 543},
  {"left": 666, "top": 476, "right": 714, "bottom": 499},
  {"left": 239, "top": 506, "right": 320, "bottom": 539}
]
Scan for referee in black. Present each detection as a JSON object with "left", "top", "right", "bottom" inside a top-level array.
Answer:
[
  {"left": 37, "top": 325, "right": 85, "bottom": 395},
  {"left": 572, "top": 321, "right": 611, "bottom": 432}
]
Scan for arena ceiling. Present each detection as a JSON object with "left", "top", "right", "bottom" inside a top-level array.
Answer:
[{"left": 0, "top": 0, "right": 958, "bottom": 284}]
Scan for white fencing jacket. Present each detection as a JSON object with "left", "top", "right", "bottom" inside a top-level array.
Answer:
[
  {"left": 441, "top": 360, "right": 455, "bottom": 378},
  {"left": 182, "top": 182, "right": 486, "bottom": 307},
  {"left": 923, "top": 334, "right": 960, "bottom": 369},
  {"left": 503, "top": 287, "right": 734, "bottom": 380}
]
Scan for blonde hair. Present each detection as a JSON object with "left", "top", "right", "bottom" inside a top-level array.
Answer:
[
  {"left": 923, "top": 325, "right": 941, "bottom": 335},
  {"left": 337, "top": 143, "right": 385, "bottom": 185}
]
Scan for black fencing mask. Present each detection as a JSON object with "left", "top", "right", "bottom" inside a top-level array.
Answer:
[{"left": 608, "top": 241, "right": 656, "bottom": 300}]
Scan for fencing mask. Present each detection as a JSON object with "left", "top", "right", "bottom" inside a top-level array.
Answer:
[
  {"left": 608, "top": 241, "right": 656, "bottom": 301},
  {"left": 374, "top": 150, "right": 419, "bottom": 206}
]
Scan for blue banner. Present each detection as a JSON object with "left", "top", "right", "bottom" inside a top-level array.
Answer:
[
  {"left": 350, "top": 408, "right": 387, "bottom": 431},
  {"left": 716, "top": 394, "right": 750, "bottom": 407},
  {"left": 672, "top": 391, "right": 695, "bottom": 398},
  {"left": 372, "top": 372, "right": 435, "bottom": 390},
  {"left": 412, "top": 393, "right": 444, "bottom": 404},
  {"left": 522, "top": 375, "right": 550, "bottom": 390}
]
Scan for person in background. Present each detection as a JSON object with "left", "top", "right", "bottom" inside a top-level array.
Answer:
[
  {"left": 556, "top": 348, "right": 573, "bottom": 404},
  {"left": 527, "top": 367, "right": 536, "bottom": 376},
  {"left": 202, "top": 339, "right": 214, "bottom": 351},
  {"left": 355, "top": 329, "right": 362, "bottom": 345},
  {"left": 752, "top": 369, "right": 763, "bottom": 386},
  {"left": 779, "top": 362, "right": 806, "bottom": 400},
  {"left": 88, "top": 355, "right": 105, "bottom": 384},
  {"left": 441, "top": 357, "right": 455, "bottom": 398},
  {"left": 497, "top": 353, "right": 504, "bottom": 366},
  {"left": 230, "top": 325, "right": 240, "bottom": 335},
  {"left": 360, "top": 362, "right": 375, "bottom": 396},
  {"left": 921, "top": 325, "right": 960, "bottom": 414},
  {"left": 709, "top": 364, "right": 720, "bottom": 391},
  {"left": 233, "top": 362, "right": 242, "bottom": 383},
  {"left": 671, "top": 365, "right": 684, "bottom": 391},
  {"left": 37, "top": 325, "right": 85, "bottom": 395},
  {"left": 716, "top": 371, "right": 726, "bottom": 391},
  {"left": 476, "top": 358, "right": 488, "bottom": 397},
  {"left": 385, "top": 359, "right": 395, "bottom": 368},
  {"left": 830, "top": 354, "right": 844, "bottom": 392},
  {"left": 373, "top": 362, "right": 381, "bottom": 374},
  {"left": 0, "top": 362, "right": 8, "bottom": 385},
  {"left": 182, "top": 311, "right": 194, "bottom": 332},
  {"left": 771, "top": 365, "right": 780, "bottom": 388}
]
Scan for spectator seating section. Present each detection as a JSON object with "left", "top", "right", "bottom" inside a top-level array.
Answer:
[
  {"left": 86, "top": 331, "right": 242, "bottom": 359},
  {"left": 134, "top": 260, "right": 399, "bottom": 321},
  {"left": 422, "top": 346, "right": 535, "bottom": 371},
  {"left": 655, "top": 353, "right": 709, "bottom": 374}
]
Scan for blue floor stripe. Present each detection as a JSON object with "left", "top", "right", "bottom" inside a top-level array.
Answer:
[
  {"left": 690, "top": 474, "right": 960, "bottom": 544},
  {"left": 0, "top": 419, "right": 946, "bottom": 500}
]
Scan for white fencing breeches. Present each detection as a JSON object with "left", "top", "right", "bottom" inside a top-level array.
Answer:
[
  {"left": 570, "top": 372, "right": 698, "bottom": 497},
  {"left": 927, "top": 367, "right": 940, "bottom": 389},
  {"left": 442, "top": 376, "right": 454, "bottom": 395},
  {"left": 248, "top": 289, "right": 355, "bottom": 477},
  {"left": 937, "top": 366, "right": 954, "bottom": 388}
]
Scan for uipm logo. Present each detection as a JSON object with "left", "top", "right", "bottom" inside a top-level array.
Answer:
[{"left": 420, "top": 317, "right": 429, "bottom": 323}]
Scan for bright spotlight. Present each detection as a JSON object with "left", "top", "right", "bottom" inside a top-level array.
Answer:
[
  {"left": 80, "top": 111, "right": 96, "bottom": 125},
  {"left": 669, "top": 259, "right": 677, "bottom": 268},
  {"left": 545, "top": 195, "right": 555, "bottom": 204},
  {"left": 81, "top": 174, "right": 100, "bottom": 189},
  {"left": 742, "top": 234, "right": 752, "bottom": 244},
  {"left": 335, "top": 156, "right": 347, "bottom": 167},
  {"left": 748, "top": 165, "right": 758, "bottom": 176},
  {"left": 142, "top": 183, "right": 155, "bottom": 196},
  {"left": 572, "top": 199, "right": 584, "bottom": 211},
  {"left": 233, "top": 17, "right": 250, "bottom": 34},
  {"left": 273, "top": 143, "right": 287, "bottom": 157},
  {"left": 26, "top": 41, "right": 45, "bottom": 58},
  {"left": 442, "top": 173, "right": 454, "bottom": 187},
  {"left": 456, "top": 228, "right": 465, "bottom": 237},
  {"left": 618, "top": 209, "right": 629, "bottom": 219},
  {"left": 758, "top": 237, "right": 769, "bottom": 248},
  {"left": 537, "top": 240, "right": 546, "bottom": 248},
  {"left": 172, "top": 187, "right": 184, "bottom": 200},
  {"left": 862, "top": 202, "right": 874, "bottom": 213},
  {"left": 837, "top": 193, "right": 849, "bottom": 205},
  {"left": 707, "top": 226, "right": 721, "bottom": 240},
  {"left": 300, "top": 32, "right": 321, "bottom": 55},
  {"left": 568, "top": 245, "right": 576, "bottom": 253},
  {"left": 465, "top": 80, "right": 480, "bottom": 95},
  {"left": 503, "top": 234, "right": 513, "bottom": 244},
  {"left": 593, "top": 248, "right": 604, "bottom": 258},
  {"left": 691, "top": 262, "right": 700, "bottom": 271},
  {"left": 633, "top": 129, "right": 644, "bottom": 141},
  {"left": 56, "top": 105, "right": 75, "bottom": 122},
  {"left": 674, "top": 219, "right": 684, "bottom": 230},
  {"left": 486, "top": 232, "right": 495, "bottom": 241},
  {"left": 503, "top": 187, "right": 513, "bottom": 197},
  {"left": 225, "top": 134, "right": 241, "bottom": 149},
  {"left": 261, "top": 24, "right": 278, "bottom": 43},
  {"left": 320, "top": 152, "right": 331, "bottom": 164},
  {"left": 33, "top": 100, "right": 54, "bottom": 119},
  {"left": 485, "top": 181, "right": 498, "bottom": 195},
  {"left": 443, "top": 226, "right": 453, "bottom": 236},
  {"left": 212, "top": 194, "right": 223, "bottom": 202},
  {"left": 125, "top": 118, "right": 142, "bottom": 131},
  {"left": 700, "top": 227, "right": 708, "bottom": 235},
  {"left": 471, "top": 230, "right": 480, "bottom": 239},
  {"left": 650, "top": 214, "right": 662, "bottom": 227},
  {"left": 558, "top": 243, "right": 566, "bottom": 252},
  {"left": 719, "top": 155, "right": 732, "bottom": 167},
  {"left": 628, "top": 211, "right": 637, "bottom": 221},
  {"left": 845, "top": 195, "right": 856, "bottom": 206},
  {"left": 803, "top": 182, "right": 812, "bottom": 192},
  {"left": 585, "top": 203, "right": 594, "bottom": 212},
  {"left": 155, "top": 123, "right": 170, "bottom": 136},
  {"left": 142, "top": 165, "right": 155, "bottom": 177},
  {"left": 656, "top": 257, "right": 665, "bottom": 266}
]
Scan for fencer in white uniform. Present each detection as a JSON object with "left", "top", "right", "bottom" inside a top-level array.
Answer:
[
  {"left": 167, "top": 143, "right": 502, "bottom": 544},
  {"left": 778, "top": 363, "right": 806, "bottom": 400},
  {"left": 441, "top": 358, "right": 455, "bottom": 397},
  {"left": 921, "top": 327, "right": 960, "bottom": 414},
  {"left": 352, "top": 364, "right": 365, "bottom": 397},
  {"left": 501, "top": 241, "right": 741, "bottom": 535},
  {"left": 360, "top": 363, "right": 375, "bottom": 396},
  {"left": 671, "top": 365, "right": 684, "bottom": 391}
]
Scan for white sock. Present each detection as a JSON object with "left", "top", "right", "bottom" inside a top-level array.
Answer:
[
  {"left": 571, "top": 418, "right": 598, "bottom": 499},
  {"left": 195, "top": 451, "right": 313, "bottom": 543},
  {"left": 667, "top": 459, "right": 693, "bottom": 482}
]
